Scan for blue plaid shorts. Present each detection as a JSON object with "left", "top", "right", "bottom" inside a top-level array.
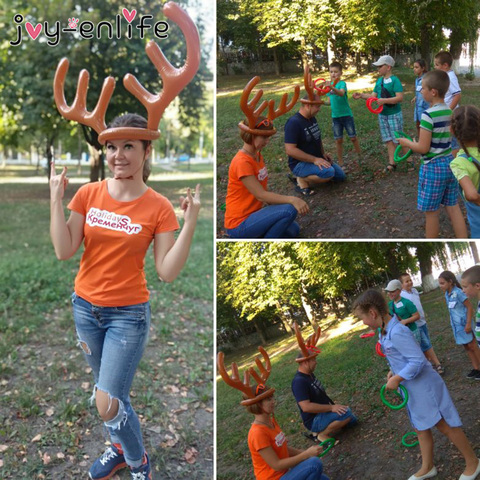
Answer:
[
  {"left": 417, "top": 155, "right": 459, "bottom": 212},
  {"left": 378, "top": 111, "right": 403, "bottom": 143}
]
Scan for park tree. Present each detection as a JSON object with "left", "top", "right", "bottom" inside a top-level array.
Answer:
[
  {"left": 217, "top": 242, "right": 477, "bottom": 346},
  {"left": 0, "top": 0, "right": 211, "bottom": 180}
]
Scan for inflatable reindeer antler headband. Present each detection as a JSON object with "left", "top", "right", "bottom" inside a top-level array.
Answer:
[
  {"left": 300, "top": 65, "right": 323, "bottom": 105},
  {"left": 294, "top": 322, "right": 322, "bottom": 362},
  {"left": 238, "top": 76, "right": 300, "bottom": 136},
  {"left": 53, "top": 1, "right": 200, "bottom": 145},
  {"left": 217, "top": 346, "right": 275, "bottom": 405}
]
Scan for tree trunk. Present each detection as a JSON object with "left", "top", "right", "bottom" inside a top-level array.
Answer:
[
  {"left": 88, "top": 145, "right": 103, "bottom": 182},
  {"left": 301, "top": 38, "right": 309, "bottom": 71},
  {"left": 46, "top": 136, "right": 55, "bottom": 179},
  {"left": 355, "top": 52, "right": 361, "bottom": 74},
  {"left": 450, "top": 27, "right": 463, "bottom": 73},
  {"left": 253, "top": 318, "right": 268, "bottom": 345},
  {"left": 275, "top": 301, "right": 292, "bottom": 333},
  {"left": 420, "top": 23, "right": 431, "bottom": 67},
  {"left": 417, "top": 245, "right": 436, "bottom": 292},
  {"left": 300, "top": 287, "right": 316, "bottom": 327},
  {"left": 330, "top": 297, "right": 340, "bottom": 316},
  {"left": 273, "top": 47, "right": 281, "bottom": 75},
  {"left": 82, "top": 124, "right": 104, "bottom": 182},
  {"left": 470, "top": 242, "right": 480, "bottom": 264}
]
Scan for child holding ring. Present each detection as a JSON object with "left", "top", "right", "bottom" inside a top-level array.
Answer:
[{"left": 354, "top": 289, "right": 480, "bottom": 480}]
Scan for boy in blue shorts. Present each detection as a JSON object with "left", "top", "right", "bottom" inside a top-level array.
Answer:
[
  {"left": 398, "top": 70, "right": 467, "bottom": 238},
  {"left": 353, "top": 55, "right": 405, "bottom": 172},
  {"left": 399, "top": 272, "right": 444, "bottom": 374},
  {"left": 435, "top": 51, "right": 462, "bottom": 157},
  {"left": 322, "top": 62, "right": 362, "bottom": 171}
]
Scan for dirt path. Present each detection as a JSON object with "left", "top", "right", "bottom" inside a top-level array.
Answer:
[
  {"left": 217, "top": 159, "right": 464, "bottom": 239},
  {"left": 300, "top": 323, "right": 480, "bottom": 480}
]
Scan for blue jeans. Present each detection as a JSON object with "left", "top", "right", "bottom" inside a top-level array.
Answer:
[
  {"left": 292, "top": 161, "right": 346, "bottom": 182},
  {"left": 311, "top": 407, "right": 357, "bottom": 433},
  {"left": 332, "top": 115, "right": 357, "bottom": 140},
  {"left": 71, "top": 293, "right": 150, "bottom": 467},
  {"left": 226, "top": 204, "right": 300, "bottom": 238},
  {"left": 280, "top": 457, "right": 330, "bottom": 480}
]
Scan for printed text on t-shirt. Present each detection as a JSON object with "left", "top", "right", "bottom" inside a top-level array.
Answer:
[
  {"left": 275, "top": 431, "right": 286, "bottom": 447},
  {"left": 86, "top": 207, "right": 142, "bottom": 235}
]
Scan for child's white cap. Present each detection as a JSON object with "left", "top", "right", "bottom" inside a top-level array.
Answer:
[
  {"left": 385, "top": 279, "right": 402, "bottom": 292},
  {"left": 373, "top": 55, "right": 395, "bottom": 67}
]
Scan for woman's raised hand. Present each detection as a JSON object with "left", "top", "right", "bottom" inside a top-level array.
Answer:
[
  {"left": 179, "top": 184, "right": 201, "bottom": 224},
  {"left": 50, "top": 161, "right": 69, "bottom": 201}
]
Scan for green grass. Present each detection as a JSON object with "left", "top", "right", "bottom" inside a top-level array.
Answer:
[
  {"left": 0, "top": 171, "right": 213, "bottom": 479},
  {"left": 216, "top": 288, "right": 458, "bottom": 479},
  {"left": 216, "top": 67, "right": 480, "bottom": 198}
]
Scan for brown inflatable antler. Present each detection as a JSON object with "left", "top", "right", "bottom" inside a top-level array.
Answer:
[
  {"left": 238, "top": 76, "right": 299, "bottom": 136},
  {"left": 300, "top": 65, "right": 323, "bottom": 105},
  {"left": 53, "top": 59, "right": 116, "bottom": 134},
  {"left": 217, "top": 346, "right": 275, "bottom": 405},
  {"left": 54, "top": 2, "right": 200, "bottom": 145},
  {"left": 294, "top": 322, "right": 322, "bottom": 362}
]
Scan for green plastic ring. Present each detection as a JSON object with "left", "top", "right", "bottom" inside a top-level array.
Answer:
[
  {"left": 380, "top": 384, "right": 408, "bottom": 410},
  {"left": 401, "top": 431, "right": 419, "bottom": 447},
  {"left": 394, "top": 131, "right": 413, "bottom": 163},
  {"left": 318, "top": 438, "right": 335, "bottom": 457}
]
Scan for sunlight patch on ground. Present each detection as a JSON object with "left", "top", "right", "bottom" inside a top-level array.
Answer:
[{"left": 216, "top": 315, "right": 369, "bottom": 380}]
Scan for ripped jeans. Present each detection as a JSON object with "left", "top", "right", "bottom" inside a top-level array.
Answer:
[{"left": 71, "top": 292, "right": 150, "bottom": 467}]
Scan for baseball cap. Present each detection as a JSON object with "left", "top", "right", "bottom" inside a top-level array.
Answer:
[
  {"left": 385, "top": 279, "right": 402, "bottom": 292},
  {"left": 372, "top": 55, "right": 395, "bottom": 67}
]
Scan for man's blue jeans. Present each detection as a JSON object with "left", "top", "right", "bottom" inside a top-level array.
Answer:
[
  {"left": 280, "top": 457, "right": 330, "bottom": 480},
  {"left": 72, "top": 293, "right": 150, "bottom": 467},
  {"left": 292, "top": 161, "right": 346, "bottom": 183},
  {"left": 226, "top": 204, "right": 300, "bottom": 238}
]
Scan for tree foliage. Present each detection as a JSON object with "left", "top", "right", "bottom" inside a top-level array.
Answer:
[
  {"left": 217, "top": 0, "right": 480, "bottom": 71},
  {"left": 0, "top": 0, "right": 212, "bottom": 176},
  {"left": 217, "top": 242, "right": 471, "bottom": 338}
]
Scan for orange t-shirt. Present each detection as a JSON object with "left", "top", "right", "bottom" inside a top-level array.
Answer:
[
  {"left": 68, "top": 180, "right": 179, "bottom": 307},
  {"left": 224, "top": 150, "right": 268, "bottom": 229},
  {"left": 248, "top": 418, "right": 288, "bottom": 480}
]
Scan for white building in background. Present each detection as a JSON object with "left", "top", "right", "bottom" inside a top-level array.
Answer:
[
  {"left": 456, "top": 36, "right": 480, "bottom": 75},
  {"left": 410, "top": 244, "right": 479, "bottom": 290}
]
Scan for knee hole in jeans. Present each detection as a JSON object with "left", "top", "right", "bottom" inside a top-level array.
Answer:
[
  {"left": 95, "top": 387, "right": 122, "bottom": 423},
  {"left": 77, "top": 339, "right": 91, "bottom": 355}
]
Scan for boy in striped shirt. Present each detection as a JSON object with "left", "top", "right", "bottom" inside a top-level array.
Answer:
[{"left": 398, "top": 70, "right": 467, "bottom": 238}]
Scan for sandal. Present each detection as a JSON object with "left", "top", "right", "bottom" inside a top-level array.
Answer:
[
  {"left": 287, "top": 173, "right": 298, "bottom": 185},
  {"left": 435, "top": 364, "right": 445, "bottom": 375},
  {"left": 385, "top": 163, "right": 396, "bottom": 172},
  {"left": 303, "top": 432, "right": 317, "bottom": 442},
  {"left": 295, "top": 185, "right": 316, "bottom": 196}
]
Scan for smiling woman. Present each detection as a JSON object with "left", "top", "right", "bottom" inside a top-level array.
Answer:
[{"left": 105, "top": 114, "right": 153, "bottom": 184}]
